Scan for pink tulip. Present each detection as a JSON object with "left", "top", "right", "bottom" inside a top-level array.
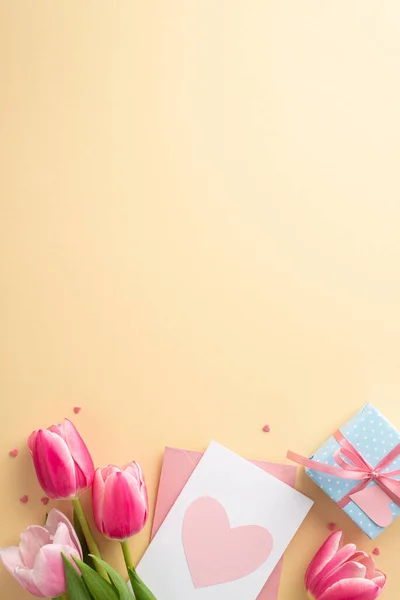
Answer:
[
  {"left": 92, "top": 462, "right": 148, "bottom": 540},
  {"left": 0, "top": 509, "right": 82, "bottom": 598},
  {"left": 305, "top": 530, "right": 386, "bottom": 600},
  {"left": 28, "top": 418, "right": 95, "bottom": 499}
]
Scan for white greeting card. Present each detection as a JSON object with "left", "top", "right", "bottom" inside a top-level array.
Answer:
[{"left": 137, "top": 442, "right": 313, "bottom": 600}]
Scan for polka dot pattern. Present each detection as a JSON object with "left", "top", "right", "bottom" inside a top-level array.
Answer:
[{"left": 305, "top": 403, "right": 400, "bottom": 539}]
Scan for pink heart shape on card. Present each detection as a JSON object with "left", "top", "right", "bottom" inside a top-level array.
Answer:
[
  {"left": 182, "top": 496, "right": 273, "bottom": 588},
  {"left": 350, "top": 485, "right": 394, "bottom": 527}
]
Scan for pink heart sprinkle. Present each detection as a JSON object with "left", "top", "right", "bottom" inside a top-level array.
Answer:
[
  {"left": 9, "top": 448, "right": 19, "bottom": 457},
  {"left": 262, "top": 424, "right": 270, "bottom": 433},
  {"left": 328, "top": 522, "right": 336, "bottom": 531},
  {"left": 20, "top": 495, "right": 28, "bottom": 504},
  {"left": 372, "top": 547, "right": 381, "bottom": 556},
  {"left": 41, "top": 497, "right": 49, "bottom": 505},
  {"left": 73, "top": 406, "right": 82, "bottom": 414}
]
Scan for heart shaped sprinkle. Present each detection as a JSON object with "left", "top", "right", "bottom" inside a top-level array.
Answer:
[
  {"left": 73, "top": 406, "right": 82, "bottom": 414},
  {"left": 20, "top": 495, "right": 28, "bottom": 504},
  {"left": 9, "top": 449, "right": 19, "bottom": 457},
  {"left": 372, "top": 547, "right": 380, "bottom": 556},
  {"left": 262, "top": 424, "right": 270, "bottom": 433},
  {"left": 41, "top": 497, "right": 49, "bottom": 505},
  {"left": 328, "top": 522, "right": 336, "bottom": 531}
]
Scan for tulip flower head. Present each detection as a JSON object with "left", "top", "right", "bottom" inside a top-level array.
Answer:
[
  {"left": 0, "top": 509, "right": 82, "bottom": 598},
  {"left": 28, "top": 418, "right": 95, "bottom": 499},
  {"left": 93, "top": 461, "right": 149, "bottom": 540},
  {"left": 305, "top": 530, "right": 386, "bottom": 600}
]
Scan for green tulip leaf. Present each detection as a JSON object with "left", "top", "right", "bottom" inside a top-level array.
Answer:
[
  {"left": 90, "top": 555, "right": 135, "bottom": 599},
  {"left": 73, "top": 557, "right": 119, "bottom": 600},
  {"left": 73, "top": 507, "right": 95, "bottom": 569},
  {"left": 128, "top": 567, "right": 157, "bottom": 600},
  {"left": 62, "top": 553, "right": 92, "bottom": 600}
]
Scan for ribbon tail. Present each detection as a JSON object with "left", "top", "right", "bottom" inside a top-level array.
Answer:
[{"left": 378, "top": 477, "right": 400, "bottom": 508}]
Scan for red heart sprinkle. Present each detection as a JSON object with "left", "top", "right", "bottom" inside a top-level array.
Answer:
[
  {"left": 20, "top": 495, "right": 29, "bottom": 504},
  {"left": 328, "top": 522, "right": 336, "bottom": 531},
  {"left": 372, "top": 547, "right": 380, "bottom": 556},
  {"left": 262, "top": 424, "right": 271, "bottom": 433},
  {"left": 41, "top": 497, "right": 49, "bottom": 505},
  {"left": 73, "top": 406, "right": 82, "bottom": 414},
  {"left": 9, "top": 449, "right": 19, "bottom": 457}
]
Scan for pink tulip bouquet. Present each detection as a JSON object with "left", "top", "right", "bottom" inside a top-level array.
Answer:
[{"left": 0, "top": 419, "right": 156, "bottom": 600}]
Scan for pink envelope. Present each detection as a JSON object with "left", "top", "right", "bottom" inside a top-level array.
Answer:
[{"left": 151, "top": 447, "right": 297, "bottom": 599}]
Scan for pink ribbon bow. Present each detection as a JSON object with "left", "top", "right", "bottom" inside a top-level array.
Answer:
[{"left": 287, "top": 430, "right": 400, "bottom": 512}]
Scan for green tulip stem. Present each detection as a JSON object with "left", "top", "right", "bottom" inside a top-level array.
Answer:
[
  {"left": 121, "top": 539, "right": 134, "bottom": 571},
  {"left": 71, "top": 498, "right": 108, "bottom": 580}
]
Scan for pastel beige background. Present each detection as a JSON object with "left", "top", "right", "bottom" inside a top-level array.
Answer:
[{"left": 1, "top": 1, "right": 400, "bottom": 598}]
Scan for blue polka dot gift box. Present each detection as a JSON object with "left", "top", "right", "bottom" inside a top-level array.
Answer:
[{"left": 287, "top": 403, "right": 400, "bottom": 539}]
